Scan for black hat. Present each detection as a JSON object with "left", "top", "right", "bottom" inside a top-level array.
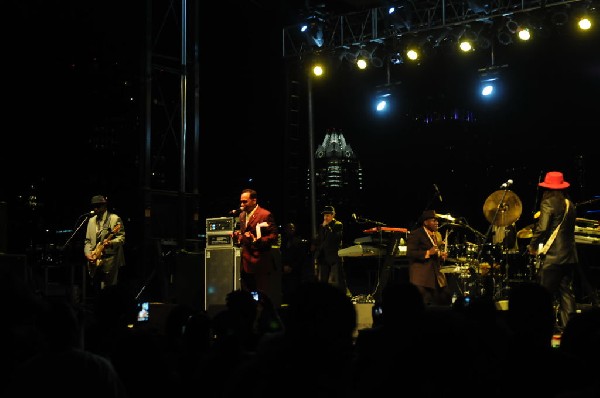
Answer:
[
  {"left": 321, "top": 205, "right": 335, "bottom": 215},
  {"left": 91, "top": 195, "right": 107, "bottom": 205},
  {"left": 419, "top": 209, "right": 438, "bottom": 223}
]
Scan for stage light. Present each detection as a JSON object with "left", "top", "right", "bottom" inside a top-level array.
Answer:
[
  {"left": 406, "top": 48, "right": 419, "bottom": 61},
  {"left": 312, "top": 65, "right": 324, "bottom": 76},
  {"left": 301, "top": 11, "right": 327, "bottom": 48},
  {"left": 477, "top": 65, "right": 506, "bottom": 100},
  {"left": 578, "top": 17, "right": 592, "bottom": 30},
  {"left": 357, "top": 58, "right": 368, "bottom": 69},
  {"left": 517, "top": 27, "right": 531, "bottom": 41},
  {"left": 375, "top": 93, "right": 391, "bottom": 112}
]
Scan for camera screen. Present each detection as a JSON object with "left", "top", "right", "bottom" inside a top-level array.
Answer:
[
  {"left": 251, "top": 291, "right": 259, "bottom": 301},
  {"left": 137, "top": 302, "right": 149, "bottom": 322}
]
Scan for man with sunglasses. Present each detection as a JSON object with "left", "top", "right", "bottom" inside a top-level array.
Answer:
[{"left": 234, "top": 188, "right": 279, "bottom": 298}]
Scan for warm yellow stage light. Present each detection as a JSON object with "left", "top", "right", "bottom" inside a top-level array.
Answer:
[{"left": 578, "top": 17, "right": 592, "bottom": 30}]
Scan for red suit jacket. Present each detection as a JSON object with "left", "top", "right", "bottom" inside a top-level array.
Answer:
[{"left": 236, "top": 206, "right": 279, "bottom": 274}]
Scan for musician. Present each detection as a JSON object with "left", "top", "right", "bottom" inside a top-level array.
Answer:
[
  {"left": 233, "top": 188, "right": 279, "bottom": 297},
  {"left": 84, "top": 195, "right": 125, "bottom": 290},
  {"left": 528, "top": 171, "right": 578, "bottom": 332},
  {"left": 407, "top": 209, "right": 451, "bottom": 306},
  {"left": 313, "top": 206, "right": 347, "bottom": 294}
]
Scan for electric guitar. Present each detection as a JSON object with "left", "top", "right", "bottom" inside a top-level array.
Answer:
[{"left": 88, "top": 224, "right": 121, "bottom": 278}]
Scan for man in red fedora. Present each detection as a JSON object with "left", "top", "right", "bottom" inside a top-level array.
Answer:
[{"left": 528, "top": 171, "right": 578, "bottom": 332}]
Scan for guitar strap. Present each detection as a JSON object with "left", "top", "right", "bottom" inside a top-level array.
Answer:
[{"left": 96, "top": 213, "right": 111, "bottom": 242}]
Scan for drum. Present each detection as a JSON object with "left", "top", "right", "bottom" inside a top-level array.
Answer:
[
  {"left": 498, "top": 250, "right": 533, "bottom": 281},
  {"left": 447, "top": 242, "right": 479, "bottom": 263},
  {"left": 479, "top": 243, "right": 502, "bottom": 264}
]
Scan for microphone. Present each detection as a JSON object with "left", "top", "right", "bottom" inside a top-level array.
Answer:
[
  {"left": 433, "top": 184, "right": 442, "bottom": 202},
  {"left": 228, "top": 209, "right": 241, "bottom": 215},
  {"left": 81, "top": 211, "right": 95, "bottom": 218},
  {"left": 500, "top": 179, "right": 514, "bottom": 189}
]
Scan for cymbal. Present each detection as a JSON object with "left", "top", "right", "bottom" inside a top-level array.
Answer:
[
  {"left": 483, "top": 190, "right": 523, "bottom": 227},
  {"left": 516, "top": 224, "right": 534, "bottom": 239}
]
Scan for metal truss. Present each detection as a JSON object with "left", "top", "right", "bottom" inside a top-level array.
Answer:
[{"left": 283, "top": 0, "right": 593, "bottom": 58}]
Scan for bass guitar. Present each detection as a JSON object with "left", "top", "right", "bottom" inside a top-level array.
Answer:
[{"left": 88, "top": 224, "right": 121, "bottom": 278}]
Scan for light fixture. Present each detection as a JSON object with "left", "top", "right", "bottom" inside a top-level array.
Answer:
[
  {"left": 301, "top": 11, "right": 327, "bottom": 48},
  {"left": 517, "top": 27, "right": 531, "bottom": 41},
  {"left": 578, "top": 16, "right": 592, "bottom": 30},
  {"left": 477, "top": 65, "right": 507, "bottom": 100},
  {"left": 406, "top": 48, "right": 419, "bottom": 61}
]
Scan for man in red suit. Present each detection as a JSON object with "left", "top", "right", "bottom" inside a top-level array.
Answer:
[{"left": 234, "top": 188, "right": 279, "bottom": 297}]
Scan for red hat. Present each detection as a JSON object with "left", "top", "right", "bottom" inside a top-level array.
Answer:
[{"left": 539, "top": 171, "right": 570, "bottom": 189}]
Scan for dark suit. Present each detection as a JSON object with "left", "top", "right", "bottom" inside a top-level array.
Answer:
[
  {"left": 406, "top": 226, "right": 449, "bottom": 305},
  {"left": 237, "top": 206, "right": 279, "bottom": 295},
  {"left": 314, "top": 219, "right": 346, "bottom": 292},
  {"left": 529, "top": 189, "right": 578, "bottom": 328}
]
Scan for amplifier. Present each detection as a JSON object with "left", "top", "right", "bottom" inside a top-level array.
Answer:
[
  {"left": 206, "top": 234, "right": 234, "bottom": 247},
  {"left": 206, "top": 217, "right": 235, "bottom": 234}
]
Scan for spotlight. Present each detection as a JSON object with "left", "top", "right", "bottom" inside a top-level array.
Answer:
[
  {"left": 517, "top": 27, "right": 531, "bottom": 41},
  {"left": 301, "top": 11, "right": 327, "bottom": 48},
  {"left": 390, "top": 52, "right": 403, "bottom": 65},
  {"left": 477, "top": 65, "right": 507, "bottom": 100},
  {"left": 578, "top": 17, "right": 592, "bottom": 30},
  {"left": 406, "top": 48, "right": 419, "bottom": 61}
]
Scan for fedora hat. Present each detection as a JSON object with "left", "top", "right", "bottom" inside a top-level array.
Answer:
[
  {"left": 321, "top": 205, "right": 335, "bottom": 215},
  {"left": 419, "top": 209, "right": 438, "bottom": 223},
  {"left": 91, "top": 195, "right": 107, "bottom": 205},
  {"left": 538, "top": 171, "right": 570, "bottom": 189}
]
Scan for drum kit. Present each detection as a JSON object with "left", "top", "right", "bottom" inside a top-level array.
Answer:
[{"left": 440, "top": 189, "right": 537, "bottom": 299}]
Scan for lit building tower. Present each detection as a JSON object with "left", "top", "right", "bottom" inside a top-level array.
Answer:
[{"left": 313, "top": 128, "right": 363, "bottom": 218}]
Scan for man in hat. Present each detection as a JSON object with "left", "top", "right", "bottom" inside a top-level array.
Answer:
[
  {"left": 313, "top": 205, "right": 347, "bottom": 294},
  {"left": 406, "top": 209, "right": 451, "bottom": 306},
  {"left": 528, "top": 171, "right": 578, "bottom": 331},
  {"left": 84, "top": 195, "right": 126, "bottom": 291}
]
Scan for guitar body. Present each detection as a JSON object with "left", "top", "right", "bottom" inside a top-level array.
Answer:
[{"left": 87, "top": 224, "right": 121, "bottom": 278}]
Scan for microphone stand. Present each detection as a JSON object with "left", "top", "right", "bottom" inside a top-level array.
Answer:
[
  {"left": 477, "top": 188, "right": 510, "bottom": 300},
  {"left": 354, "top": 215, "right": 387, "bottom": 301},
  {"left": 61, "top": 214, "right": 92, "bottom": 306}
]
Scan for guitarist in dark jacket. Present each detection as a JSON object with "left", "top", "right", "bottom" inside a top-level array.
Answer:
[
  {"left": 528, "top": 171, "right": 578, "bottom": 331},
  {"left": 84, "top": 195, "right": 126, "bottom": 290}
]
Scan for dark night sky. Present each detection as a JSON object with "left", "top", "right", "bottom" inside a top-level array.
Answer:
[{"left": 3, "top": 1, "right": 600, "bottom": 251}]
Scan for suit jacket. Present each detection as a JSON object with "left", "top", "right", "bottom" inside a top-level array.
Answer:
[
  {"left": 314, "top": 219, "right": 343, "bottom": 265},
  {"left": 237, "top": 206, "right": 279, "bottom": 274},
  {"left": 406, "top": 226, "right": 447, "bottom": 289},
  {"left": 530, "top": 190, "right": 578, "bottom": 266}
]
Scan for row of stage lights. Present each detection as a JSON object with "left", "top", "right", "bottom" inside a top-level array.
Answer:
[
  {"left": 339, "top": 14, "right": 594, "bottom": 70},
  {"left": 306, "top": 13, "right": 594, "bottom": 113}
]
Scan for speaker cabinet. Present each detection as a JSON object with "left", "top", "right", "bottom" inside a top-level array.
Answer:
[
  {"left": 204, "top": 247, "right": 241, "bottom": 315},
  {"left": 170, "top": 252, "right": 205, "bottom": 311}
]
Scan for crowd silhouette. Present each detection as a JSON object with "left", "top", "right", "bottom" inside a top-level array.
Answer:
[{"left": 3, "top": 266, "right": 600, "bottom": 398}]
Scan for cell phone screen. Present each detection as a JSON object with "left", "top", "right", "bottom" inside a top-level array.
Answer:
[{"left": 137, "top": 302, "right": 150, "bottom": 322}]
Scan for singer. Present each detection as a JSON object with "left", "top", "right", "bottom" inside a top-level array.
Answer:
[
  {"left": 232, "top": 188, "right": 279, "bottom": 297},
  {"left": 83, "top": 195, "right": 126, "bottom": 291},
  {"left": 312, "top": 206, "right": 347, "bottom": 294}
]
